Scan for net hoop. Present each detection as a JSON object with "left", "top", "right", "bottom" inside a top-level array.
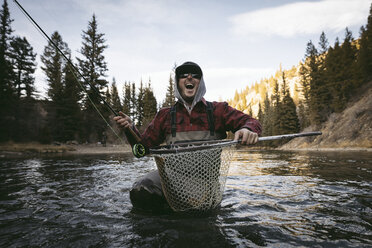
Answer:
[{"left": 149, "top": 139, "right": 238, "bottom": 155}]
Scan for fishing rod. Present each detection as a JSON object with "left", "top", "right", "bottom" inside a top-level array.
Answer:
[
  {"left": 257, "top": 131, "right": 322, "bottom": 141},
  {"left": 149, "top": 131, "right": 322, "bottom": 154},
  {"left": 13, "top": 0, "right": 145, "bottom": 157}
]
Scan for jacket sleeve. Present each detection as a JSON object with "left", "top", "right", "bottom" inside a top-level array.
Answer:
[
  {"left": 138, "top": 108, "right": 169, "bottom": 149},
  {"left": 218, "top": 102, "right": 262, "bottom": 135}
]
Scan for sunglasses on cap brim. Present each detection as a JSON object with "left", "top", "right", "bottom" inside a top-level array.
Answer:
[{"left": 179, "top": 73, "right": 202, "bottom": 79}]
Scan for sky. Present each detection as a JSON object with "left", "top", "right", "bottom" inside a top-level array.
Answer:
[{"left": 7, "top": 0, "right": 372, "bottom": 102}]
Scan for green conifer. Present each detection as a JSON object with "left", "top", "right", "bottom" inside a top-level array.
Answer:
[
  {"left": 9, "top": 36, "right": 36, "bottom": 98},
  {"left": 77, "top": 14, "right": 109, "bottom": 142},
  {"left": 110, "top": 78, "right": 122, "bottom": 113},
  {"left": 136, "top": 80, "right": 145, "bottom": 127},
  {"left": 162, "top": 73, "right": 175, "bottom": 107},
  {"left": 0, "top": 0, "right": 15, "bottom": 141}
]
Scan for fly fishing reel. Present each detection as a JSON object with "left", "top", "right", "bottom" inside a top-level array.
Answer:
[{"left": 132, "top": 143, "right": 146, "bottom": 158}]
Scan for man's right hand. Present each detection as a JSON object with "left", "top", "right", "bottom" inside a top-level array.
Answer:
[{"left": 113, "top": 111, "right": 132, "bottom": 129}]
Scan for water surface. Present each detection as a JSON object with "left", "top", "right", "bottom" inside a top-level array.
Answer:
[{"left": 1, "top": 150, "right": 371, "bottom": 247}]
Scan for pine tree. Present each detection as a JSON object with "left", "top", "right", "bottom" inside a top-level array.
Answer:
[
  {"left": 142, "top": 81, "right": 157, "bottom": 126},
  {"left": 0, "top": 0, "right": 15, "bottom": 141},
  {"left": 162, "top": 73, "right": 175, "bottom": 107},
  {"left": 326, "top": 29, "right": 357, "bottom": 113},
  {"left": 61, "top": 56, "right": 82, "bottom": 141},
  {"left": 262, "top": 93, "right": 273, "bottom": 138},
  {"left": 105, "top": 86, "right": 111, "bottom": 106},
  {"left": 339, "top": 28, "right": 356, "bottom": 101},
  {"left": 9, "top": 36, "right": 37, "bottom": 98},
  {"left": 354, "top": 3, "right": 372, "bottom": 85},
  {"left": 270, "top": 79, "right": 281, "bottom": 135},
  {"left": 122, "top": 81, "right": 131, "bottom": 116},
  {"left": 318, "top": 31, "right": 329, "bottom": 54},
  {"left": 276, "top": 73, "right": 286, "bottom": 134},
  {"left": 301, "top": 40, "right": 326, "bottom": 126},
  {"left": 257, "top": 102, "right": 263, "bottom": 124},
  {"left": 299, "top": 61, "right": 310, "bottom": 107},
  {"left": 41, "top": 31, "right": 69, "bottom": 102},
  {"left": 355, "top": 26, "right": 370, "bottom": 85},
  {"left": 328, "top": 38, "right": 344, "bottom": 112},
  {"left": 280, "top": 72, "right": 300, "bottom": 135},
  {"left": 7, "top": 36, "right": 37, "bottom": 141},
  {"left": 41, "top": 31, "right": 70, "bottom": 141},
  {"left": 316, "top": 32, "right": 332, "bottom": 122},
  {"left": 130, "top": 82, "right": 137, "bottom": 122},
  {"left": 358, "top": 4, "right": 372, "bottom": 82},
  {"left": 365, "top": 4, "right": 372, "bottom": 79},
  {"left": 110, "top": 78, "right": 122, "bottom": 113},
  {"left": 0, "top": 0, "right": 13, "bottom": 95},
  {"left": 77, "top": 14, "right": 109, "bottom": 142},
  {"left": 136, "top": 80, "right": 145, "bottom": 127}
]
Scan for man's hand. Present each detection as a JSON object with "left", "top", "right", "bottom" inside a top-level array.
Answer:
[
  {"left": 113, "top": 111, "right": 132, "bottom": 129},
  {"left": 234, "top": 128, "right": 258, "bottom": 145}
]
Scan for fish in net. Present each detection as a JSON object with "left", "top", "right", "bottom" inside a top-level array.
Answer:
[{"left": 150, "top": 140, "right": 237, "bottom": 212}]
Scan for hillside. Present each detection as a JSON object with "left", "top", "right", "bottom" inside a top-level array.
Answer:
[
  {"left": 280, "top": 81, "right": 372, "bottom": 150},
  {"left": 228, "top": 65, "right": 301, "bottom": 117}
]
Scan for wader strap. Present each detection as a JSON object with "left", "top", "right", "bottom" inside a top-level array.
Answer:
[
  {"left": 206, "top": 101, "right": 215, "bottom": 136},
  {"left": 171, "top": 105, "right": 176, "bottom": 137}
]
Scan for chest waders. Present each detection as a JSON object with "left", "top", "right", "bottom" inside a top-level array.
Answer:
[{"left": 129, "top": 102, "right": 218, "bottom": 212}]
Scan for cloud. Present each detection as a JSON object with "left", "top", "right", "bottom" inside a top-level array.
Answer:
[{"left": 230, "top": 0, "right": 371, "bottom": 38}]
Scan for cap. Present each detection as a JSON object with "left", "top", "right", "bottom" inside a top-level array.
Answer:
[{"left": 175, "top": 61, "right": 203, "bottom": 81}]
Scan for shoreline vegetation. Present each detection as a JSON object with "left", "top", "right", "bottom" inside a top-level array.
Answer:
[
  {"left": 1, "top": 141, "right": 371, "bottom": 158},
  {"left": 0, "top": 142, "right": 133, "bottom": 157},
  {"left": 1, "top": 3, "right": 372, "bottom": 156}
]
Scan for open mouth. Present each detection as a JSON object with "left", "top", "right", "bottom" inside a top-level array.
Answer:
[{"left": 186, "top": 83, "right": 194, "bottom": 89}]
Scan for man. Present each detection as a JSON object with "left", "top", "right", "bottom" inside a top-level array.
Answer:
[{"left": 114, "top": 61, "right": 261, "bottom": 212}]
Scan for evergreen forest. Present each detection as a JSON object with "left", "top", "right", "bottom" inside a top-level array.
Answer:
[
  {"left": 228, "top": 4, "right": 372, "bottom": 146},
  {"left": 1, "top": 0, "right": 372, "bottom": 146}
]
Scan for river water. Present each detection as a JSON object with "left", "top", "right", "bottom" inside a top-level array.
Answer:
[{"left": 0, "top": 149, "right": 371, "bottom": 247}]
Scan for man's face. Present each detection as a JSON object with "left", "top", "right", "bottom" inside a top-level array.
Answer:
[{"left": 178, "top": 73, "right": 201, "bottom": 104}]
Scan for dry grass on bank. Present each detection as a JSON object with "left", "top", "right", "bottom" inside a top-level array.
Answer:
[
  {"left": 0, "top": 142, "right": 133, "bottom": 156},
  {"left": 0, "top": 142, "right": 75, "bottom": 154},
  {"left": 281, "top": 81, "right": 372, "bottom": 151}
]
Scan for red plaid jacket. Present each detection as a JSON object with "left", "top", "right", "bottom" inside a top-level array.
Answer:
[{"left": 132, "top": 98, "right": 262, "bottom": 148}]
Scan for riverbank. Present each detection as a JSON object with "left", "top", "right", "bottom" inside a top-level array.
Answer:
[
  {"left": 276, "top": 146, "right": 372, "bottom": 152},
  {"left": 0, "top": 142, "right": 132, "bottom": 157},
  {"left": 67, "top": 144, "right": 132, "bottom": 155}
]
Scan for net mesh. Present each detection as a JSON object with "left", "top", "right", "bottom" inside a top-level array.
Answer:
[{"left": 153, "top": 144, "right": 236, "bottom": 212}]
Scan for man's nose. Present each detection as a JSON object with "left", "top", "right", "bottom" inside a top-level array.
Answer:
[{"left": 187, "top": 73, "right": 192, "bottom": 79}]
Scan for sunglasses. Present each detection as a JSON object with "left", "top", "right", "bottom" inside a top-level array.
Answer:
[{"left": 179, "top": 73, "right": 202, "bottom": 79}]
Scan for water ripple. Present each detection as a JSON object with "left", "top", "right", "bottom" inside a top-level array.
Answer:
[{"left": 0, "top": 151, "right": 371, "bottom": 247}]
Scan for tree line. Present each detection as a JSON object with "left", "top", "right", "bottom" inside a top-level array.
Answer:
[
  {"left": 2, "top": 0, "right": 371, "bottom": 145},
  {"left": 0, "top": 0, "right": 174, "bottom": 144},
  {"left": 229, "top": 4, "right": 372, "bottom": 146}
]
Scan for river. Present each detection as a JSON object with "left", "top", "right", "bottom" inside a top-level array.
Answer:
[{"left": 1, "top": 149, "right": 371, "bottom": 247}]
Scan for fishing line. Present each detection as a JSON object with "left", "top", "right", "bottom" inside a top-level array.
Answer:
[{"left": 12, "top": 0, "right": 126, "bottom": 144}]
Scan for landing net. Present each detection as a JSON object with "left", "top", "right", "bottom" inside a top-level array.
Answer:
[{"left": 150, "top": 140, "right": 237, "bottom": 212}]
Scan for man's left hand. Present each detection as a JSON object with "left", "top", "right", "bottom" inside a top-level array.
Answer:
[{"left": 234, "top": 128, "right": 258, "bottom": 145}]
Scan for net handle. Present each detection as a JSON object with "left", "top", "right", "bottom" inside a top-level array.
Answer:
[{"left": 149, "top": 131, "right": 322, "bottom": 154}]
